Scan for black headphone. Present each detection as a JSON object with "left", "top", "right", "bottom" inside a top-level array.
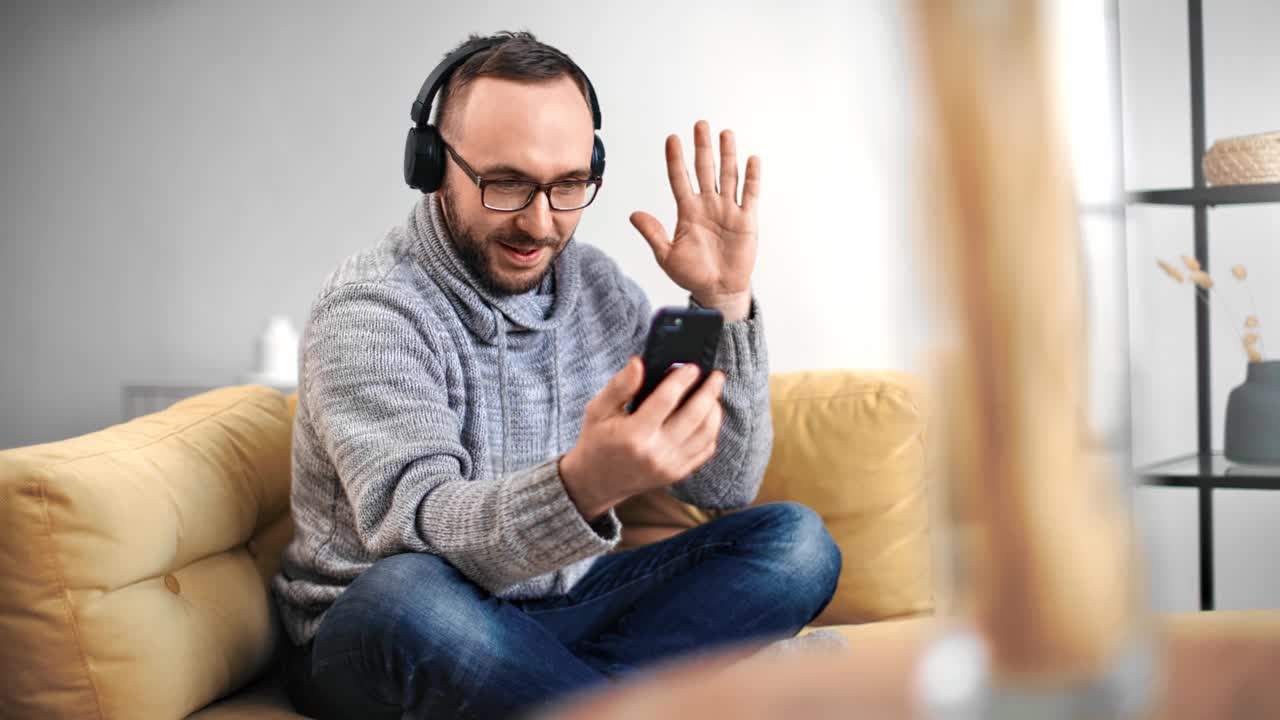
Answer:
[{"left": 403, "top": 37, "right": 606, "bottom": 193}]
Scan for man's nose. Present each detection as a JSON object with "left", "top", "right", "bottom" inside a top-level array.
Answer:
[{"left": 515, "top": 190, "right": 554, "bottom": 240}]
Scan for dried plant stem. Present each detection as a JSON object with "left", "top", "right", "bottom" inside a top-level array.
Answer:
[
  {"left": 1196, "top": 287, "right": 1258, "bottom": 359},
  {"left": 1242, "top": 281, "right": 1266, "bottom": 355},
  {"left": 1215, "top": 286, "right": 1247, "bottom": 338}
]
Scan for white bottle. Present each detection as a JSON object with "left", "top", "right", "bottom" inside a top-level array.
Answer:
[{"left": 245, "top": 314, "right": 299, "bottom": 387}]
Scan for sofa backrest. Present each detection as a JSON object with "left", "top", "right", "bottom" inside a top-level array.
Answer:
[{"left": 0, "top": 386, "right": 294, "bottom": 720}]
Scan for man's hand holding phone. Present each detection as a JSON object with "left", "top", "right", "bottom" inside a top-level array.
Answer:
[{"left": 558, "top": 357, "right": 725, "bottom": 523}]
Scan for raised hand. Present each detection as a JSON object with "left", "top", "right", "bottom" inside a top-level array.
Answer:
[{"left": 630, "top": 120, "right": 761, "bottom": 322}]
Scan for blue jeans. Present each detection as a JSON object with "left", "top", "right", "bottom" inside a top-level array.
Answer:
[{"left": 283, "top": 501, "right": 842, "bottom": 720}]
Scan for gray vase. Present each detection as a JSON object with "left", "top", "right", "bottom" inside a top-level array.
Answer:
[{"left": 1224, "top": 360, "right": 1280, "bottom": 465}]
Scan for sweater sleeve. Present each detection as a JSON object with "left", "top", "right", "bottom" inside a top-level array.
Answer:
[
  {"left": 304, "top": 282, "right": 620, "bottom": 594},
  {"left": 617, "top": 276, "right": 774, "bottom": 510},
  {"left": 675, "top": 295, "right": 773, "bottom": 508}
]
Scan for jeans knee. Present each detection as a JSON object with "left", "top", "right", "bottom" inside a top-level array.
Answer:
[
  {"left": 752, "top": 503, "right": 842, "bottom": 603},
  {"left": 334, "top": 553, "right": 498, "bottom": 655},
  {"left": 365, "top": 551, "right": 456, "bottom": 589}
]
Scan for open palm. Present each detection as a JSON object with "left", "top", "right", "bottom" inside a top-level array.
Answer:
[{"left": 630, "top": 121, "right": 761, "bottom": 303}]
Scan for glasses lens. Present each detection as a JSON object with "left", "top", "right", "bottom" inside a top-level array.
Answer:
[
  {"left": 549, "top": 181, "right": 598, "bottom": 211},
  {"left": 483, "top": 180, "right": 599, "bottom": 211},
  {"left": 484, "top": 181, "right": 538, "bottom": 211}
]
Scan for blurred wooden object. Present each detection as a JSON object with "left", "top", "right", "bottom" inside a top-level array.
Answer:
[
  {"left": 1149, "top": 610, "right": 1280, "bottom": 719},
  {"left": 914, "top": 0, "right": 1142, "bottom": 683},
  {"left": 539, "top": 620, "right": 936, "bottom": 720},
  {"left": 538, "top": 613, "right": 1280, "bottom": 719}
]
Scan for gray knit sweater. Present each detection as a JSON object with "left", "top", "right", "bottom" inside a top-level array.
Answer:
[{"left": 271, "top": 194, "right": 773, "bottom": 646}]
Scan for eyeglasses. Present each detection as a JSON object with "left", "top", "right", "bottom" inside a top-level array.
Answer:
[{"left": 443, "top": 142, "right": 602, "bottom": 212}]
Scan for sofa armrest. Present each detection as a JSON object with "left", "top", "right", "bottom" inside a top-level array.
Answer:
[{"left": 0, "top": 385, "right": 295, "bottom": 720}]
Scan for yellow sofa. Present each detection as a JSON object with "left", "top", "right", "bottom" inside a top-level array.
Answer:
[{"left": 0, "top": 370, "right": 935, "bottom": 719}]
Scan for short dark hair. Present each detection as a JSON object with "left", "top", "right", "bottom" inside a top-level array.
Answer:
[{"left": 434, "top": 31, "right": 593, "bottom": 142}]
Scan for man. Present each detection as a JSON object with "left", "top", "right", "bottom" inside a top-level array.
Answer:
[{"left": 271, "top": 30, "right": 841, "bottom": 720}]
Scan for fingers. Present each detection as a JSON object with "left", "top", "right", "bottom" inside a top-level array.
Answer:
[
  {"left": 665, "top": 134, "right": 694, "bottom": 203},
  {"left": 742, "top": 155, "right": 762, "bottom": 212},
  {"left": 719, "top": 129, "right": 739, "bottom": 202},
  {"left": 662, "top": 370, "right": 725, "bottom": 440},
  {"left": 693, "top": 120, "right": 717, "bottom": 195},
  {"left": 667, "top": 122, "right": 755, "bottom": 207},
  {"left": 591, "top": 357, "right": 644, "bottom": 418},
  {"left": 682, "top": 401, "right": 723, "bottom": 471},
  {"left": 629, "top": 211, "right": 671, "bottom": 265},
  {"left": 632, "top": 362, "right": 703, "bottom": 426},
  {"left": 667, "top": 398, "right": 722, "bottom": 480}
]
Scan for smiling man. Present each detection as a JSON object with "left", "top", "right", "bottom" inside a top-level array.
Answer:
[{"left": 271, "top": 31, "right": 841, "bottom": 720}]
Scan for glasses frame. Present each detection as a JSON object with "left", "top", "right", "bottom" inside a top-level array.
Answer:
[{"left": 443, "top": 142, "right": 602, "bottom": 212}]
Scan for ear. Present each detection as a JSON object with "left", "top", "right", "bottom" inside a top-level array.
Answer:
[{"left": 438, "top": 182, "right": 455, "bottom": 220}]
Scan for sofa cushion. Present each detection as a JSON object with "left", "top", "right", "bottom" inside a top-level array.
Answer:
[
  {"left": 616, "top": 370, "right": 934, "bottom": 625},
  {"left": 0, "top": 385, "right": 294, "bottom": 720}
]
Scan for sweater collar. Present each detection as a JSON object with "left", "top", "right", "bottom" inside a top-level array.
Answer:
[{"left": 408, "top": 193, "right": 581, "bottom": 344}]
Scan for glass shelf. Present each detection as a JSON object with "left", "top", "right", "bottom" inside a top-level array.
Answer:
[
  {"left": 1128, "top": 182, "right": 1280, "bottom": 206},
  {"left": 1138, "top": 451, "right": 1280, "bottom": 489}
]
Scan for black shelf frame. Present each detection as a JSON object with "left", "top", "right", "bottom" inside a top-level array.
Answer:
[{"left": 1125, "top": 0, "right": 1280, "bottom": 611}]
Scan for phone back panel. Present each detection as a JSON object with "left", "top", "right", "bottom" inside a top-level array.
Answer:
[{"left": 631, "top": 307, "right": 723, "bottom": 412}]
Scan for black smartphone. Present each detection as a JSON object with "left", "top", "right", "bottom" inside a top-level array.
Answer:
[{"left": 628, "top": 307, "right": 723, "bottom": 413}]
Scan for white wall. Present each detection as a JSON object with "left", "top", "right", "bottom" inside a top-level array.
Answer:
[
  {"left": 1056, "top": 0, "right": 1133, "bottom": 455},
  {"left": 0, "top": 0, "right": 919, "bottom": 449},
  {"left": 1121, "top": 0, "right": 1280, "bottom": 611}
]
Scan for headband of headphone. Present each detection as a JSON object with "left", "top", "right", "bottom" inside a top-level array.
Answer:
[{"left": 403, "top": 37, "right": 606, "bottom": 192}]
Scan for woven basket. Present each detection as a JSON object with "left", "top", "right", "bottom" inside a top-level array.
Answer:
[{"left": 1203, "top": 131, "right": 1280, "bottom": 186}]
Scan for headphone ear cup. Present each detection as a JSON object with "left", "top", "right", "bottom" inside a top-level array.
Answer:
[
  {"left": 591, "top": 134, "right": 606, "bottom": 178},
  {"left": 404, "top": 125, "right": 447, "bottom": 192}
]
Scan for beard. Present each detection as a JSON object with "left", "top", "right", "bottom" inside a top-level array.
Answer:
[{"left": 441, "top": 184, "right": 564, "bottom": 296}]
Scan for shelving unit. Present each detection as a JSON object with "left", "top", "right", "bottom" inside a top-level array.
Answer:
[{"left": 1126, "top": 0, "right": 1280, "bottom": 611}]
